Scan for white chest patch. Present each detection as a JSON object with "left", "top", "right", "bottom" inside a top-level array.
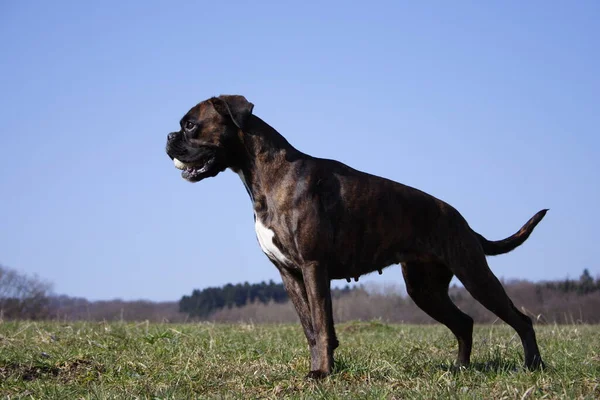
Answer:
[
  {"left": 254, "top": 217, "right": 291, "bottom": 266},
  {"left": 234, "top": 170, "right": 290, "bottom": 265}
]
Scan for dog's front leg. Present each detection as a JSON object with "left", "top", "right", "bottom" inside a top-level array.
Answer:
[
  {"left": 302, "top": 262, "right": 335, "bottom": 379},
  {"left": 278, "top": 267, "right": 318, "bottom": 369}
]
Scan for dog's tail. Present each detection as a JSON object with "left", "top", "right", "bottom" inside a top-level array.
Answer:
[{"left": 474, "top": 209, "right": 548, "bottom": 256}]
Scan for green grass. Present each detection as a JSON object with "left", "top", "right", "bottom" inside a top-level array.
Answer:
[{"left": 1, "top": 321, "right": 599, "bottom": 399}]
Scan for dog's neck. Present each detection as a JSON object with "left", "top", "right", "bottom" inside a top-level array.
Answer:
[{"left": 231, "top": 115, "right": 304, "bottom": 207}]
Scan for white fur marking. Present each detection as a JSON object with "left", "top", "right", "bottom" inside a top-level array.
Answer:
[
  {"left": 255, "top": 217, "right": 290, "bottom": 265},
  {"left": 234, "top": 170, "right": 288, "bottom": 264}
]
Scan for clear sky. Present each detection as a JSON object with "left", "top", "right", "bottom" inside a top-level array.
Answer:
[{"left": 1, "top": 1, "right": 598, "bottom": 301}]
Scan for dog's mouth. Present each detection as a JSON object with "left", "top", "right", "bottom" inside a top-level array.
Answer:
[{"left": 173, "top": 154, "right": 219, "bottom": 182}]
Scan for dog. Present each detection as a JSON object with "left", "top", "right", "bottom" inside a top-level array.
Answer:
[{"left": 165, "top": 95, "right": 547, "bottom": 379}]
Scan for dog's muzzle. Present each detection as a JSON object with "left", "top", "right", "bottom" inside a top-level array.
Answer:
[{"left": 165, "top": 131, "right": 224, "bottom": 182}]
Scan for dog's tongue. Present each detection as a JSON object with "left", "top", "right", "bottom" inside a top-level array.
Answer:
[{"left": 173, "top": 158, "right": 187, "bottom": 170}]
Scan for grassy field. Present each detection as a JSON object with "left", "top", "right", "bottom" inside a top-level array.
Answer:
[{"left": 0, "top": 321, "right": 598, "bottom": 399}]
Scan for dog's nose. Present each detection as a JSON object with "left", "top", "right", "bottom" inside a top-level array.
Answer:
[{"left": 167, "top": 132, "right": 178, "bottom": 142}]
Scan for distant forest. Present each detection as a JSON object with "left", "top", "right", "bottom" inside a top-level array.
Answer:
[
  {"left": 179, "top": 280, "right": 354, "bottom": 318},
  {"left": 1, "top": 264, "right": 599, "bottom": 324},
  {"left": 177, "top": 269, "right": 600, "bottom": 322}
]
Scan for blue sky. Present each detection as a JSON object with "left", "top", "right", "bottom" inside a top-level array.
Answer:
[{"left": 1, "top": 1, "right": 598, "bottom": 301}]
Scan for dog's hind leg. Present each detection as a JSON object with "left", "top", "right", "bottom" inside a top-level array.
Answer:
[
  {"left": 401, "top": 261, "right": 474, "bottom": 366},
  {"left": 448, "top": 248, "right": 543, "bottom": 370}
]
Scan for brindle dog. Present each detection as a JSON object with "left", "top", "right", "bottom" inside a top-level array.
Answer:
[{"left": 165, "top": 95, "right": 547, "bottom": 379}]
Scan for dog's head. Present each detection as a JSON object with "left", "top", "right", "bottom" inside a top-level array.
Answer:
[{"left": 165, "top": 95, "right": 254, "bottom": 182}]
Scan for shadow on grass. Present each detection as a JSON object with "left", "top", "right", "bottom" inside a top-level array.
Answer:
[
  {"left": 0, "top": 358, "right": 104, "bottom": 382},
  {"left": 439, "top": 358, "right": 552, "bottom": 374},
  {"left": 331, "top": 355, "right": 357, "bottom": 375},
  {"left": 329, "top": 354, "right": 551, "bottom": 381},
  {"left": 330, "top": 354, "right": 380, "bottom": 379}
]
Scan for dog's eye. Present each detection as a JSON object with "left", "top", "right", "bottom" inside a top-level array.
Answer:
[{"left": 185, "top": 121, "right": 196, "bottom": 130}]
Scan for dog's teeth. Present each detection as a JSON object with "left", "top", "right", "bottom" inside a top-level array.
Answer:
[{"left": 173, "top": 158, "right": 187, "bottom": 170}]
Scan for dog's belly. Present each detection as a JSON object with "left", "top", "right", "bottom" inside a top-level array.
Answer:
[
  {"left": 328, "top": 251, "right": 426, "bottom": 280},
  {"left": 252, "top": 212, "right": 427, "bottom": 278}
]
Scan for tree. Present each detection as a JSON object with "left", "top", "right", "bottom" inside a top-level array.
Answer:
[
  {"left": 0, "top": 264, "right": 53, "bottom": 320},
  {"left": 579, "top": 269, "right": 594, "bottom": 295}
]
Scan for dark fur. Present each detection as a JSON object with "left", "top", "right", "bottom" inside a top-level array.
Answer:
[{"left": 165, "top": 95, "right": 547, "bottom": 378}]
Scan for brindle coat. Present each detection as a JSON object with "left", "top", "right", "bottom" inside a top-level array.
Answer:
[{"left": 165, "top": 95, "right": 547, "bottom": 379}]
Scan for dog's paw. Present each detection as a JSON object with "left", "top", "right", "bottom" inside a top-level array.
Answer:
[
  {"left": 305, "top": 370, "right": 330, "bottom": 380},
  {"left": 525, "top": 356, "right": 545, "bottom": 371}
]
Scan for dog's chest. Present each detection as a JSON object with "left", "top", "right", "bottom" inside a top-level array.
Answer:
[
  {"left": 254, "top": 216, "right": 292, "bottom": 266},
  {"left": 235, "top": 170, "right": 294, "bottom": 266}
]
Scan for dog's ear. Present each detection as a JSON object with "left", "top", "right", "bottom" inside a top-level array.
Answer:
[{"left": 209, "top": 95, "right": 254, "bottom": 129}]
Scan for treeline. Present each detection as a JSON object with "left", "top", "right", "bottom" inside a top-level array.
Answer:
[
  {"left": 47, "top": 296, "right": 184, "bottom": 322},
  {"left": 542, "top": 269, "right": 598, "bottom": 295},
  {"left": 210, "top": 270, "right": 600, "bottom": 325},
  {"left": 0, "top": 264, "right": 184, "bottom": 322},
  {"left": 180, "top": 281, "right": 288, "bottom": 318},
  {"left": 179, "top": 280, "right": 354, "bottom": 318},
  {"left": 2, "top": 263, "right": 600, "bottom": 324}
]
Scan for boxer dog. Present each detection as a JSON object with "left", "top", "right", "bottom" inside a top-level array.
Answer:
[{"left": 165, "top": 95, "right": 547, "bottom": 379}]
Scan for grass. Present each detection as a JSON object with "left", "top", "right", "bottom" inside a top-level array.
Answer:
[{"left": 0, "top": 321, "right": 599, "bottom": 399}]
